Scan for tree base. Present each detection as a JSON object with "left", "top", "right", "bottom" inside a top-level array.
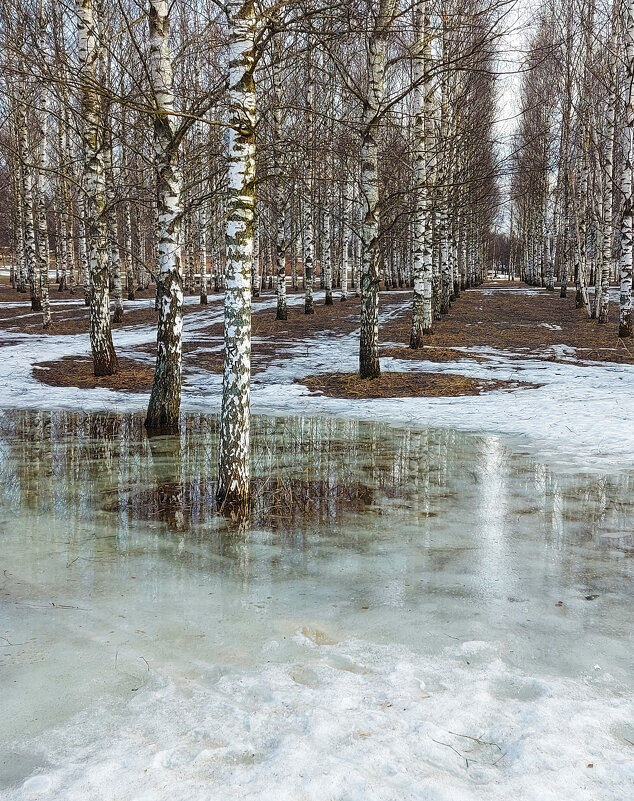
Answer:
[{"left": 93, "top": 357, "right": 119, "bottom": 377}]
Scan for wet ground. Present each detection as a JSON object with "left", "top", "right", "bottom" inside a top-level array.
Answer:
[{"left": 1, "top": 411, "right": 632, "bottom": 800}]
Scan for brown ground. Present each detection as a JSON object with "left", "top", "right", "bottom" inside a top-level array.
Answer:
[
  {"left": 33, "top": 356, "right": 155, "bottom": 392},
  {"left": 0, "top": 284, "right": 160, "bottom": 334},
  {"left": 380, "top": 282, "right": 634, "bottom": 364},
  {"left": 4, "top": 277, "right": 632, "bottom": 398},
  {"left": 298, "top": 371, "right": 525, "bottom": 399}
]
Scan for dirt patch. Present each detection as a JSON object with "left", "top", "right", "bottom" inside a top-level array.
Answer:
[
  {"left": 380, "top": 345, "right": 486, "bottom": 363},
  {"left": 0, "top": 281, "right": 218, "bottom": 335},
  {"left": 33, "top": 356, "right": 155, "bottom": 392},
  {"left": 296, "top": 371, "right": 525, "bottom": 399},
  {"left": 381, "top": 285, "right": 634, "bottom": 365}
]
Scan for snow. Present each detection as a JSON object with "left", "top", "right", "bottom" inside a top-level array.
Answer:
[
  {"left": 1, "top": 286, "right": 633, "bottom": 800},
  {"left": 0, "top": 288, "right": 630, "bottom": 472}
]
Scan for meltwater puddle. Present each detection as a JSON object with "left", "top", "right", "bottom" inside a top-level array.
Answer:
[{"left": 0, "top": 411, "right": 632, "bottom": 800}]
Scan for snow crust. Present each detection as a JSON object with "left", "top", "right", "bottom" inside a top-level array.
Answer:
[{"left": 1, "top": 286, "right": 633, "bottom": 800}]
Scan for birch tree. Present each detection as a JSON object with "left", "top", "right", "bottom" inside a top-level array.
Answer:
[
  {"left": 144, "top": 0, "right": 184, "bottom": 432},
  {"left": 217, "top": 0, "right": 256, "bottom": 511},
  {"left": 77, "top": 0, "right": 118, "bottom": 375},
  {"left": 620, "top": 0, "right": 634, "bottom": 337}
]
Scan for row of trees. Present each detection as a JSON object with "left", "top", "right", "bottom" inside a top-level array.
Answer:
[
  {"left": 0, "top": 0, "right": 504, "bottom": 508},
  {"left": 510, "top": 0, "right": 634, "bottom": 337}
]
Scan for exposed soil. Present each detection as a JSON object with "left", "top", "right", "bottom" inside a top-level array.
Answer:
[
  {"left": 380, "top": 345, "right": 487, "bottom": 363},
  {"left": 297, "top": 371, "right": 527, "bottom": 399},
  {"left": 381, "top": 282, "right": 634, "bottom": 365},
  {"left": 7, "top": 276, "right": 634, "bottom": 399},
  {"left": 0, "top": 283, "right": 162, "bottom": 334},
  {"left": 33, "top": 356, "right": 155, "bottom": 393}
]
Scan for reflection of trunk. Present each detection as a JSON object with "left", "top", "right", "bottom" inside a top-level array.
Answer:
[
  {"left": 145, "top": 0, "right": 184, "bottom": 433},
  {"left": 147, "top": 435, "right": 185, "bottom": 532},
  {"left": 77, "top": 0, "right": 118, "bottom": 375},
  {"left": 217, "top": 0, "right": 256, "bottom": 512},
  {"left": 620, "top": 0, "right": 634, "bottom": 337}
]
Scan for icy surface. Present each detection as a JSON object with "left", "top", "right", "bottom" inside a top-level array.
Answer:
[{"left": 0, "top": 412, "right": 633, "bottom": 800}]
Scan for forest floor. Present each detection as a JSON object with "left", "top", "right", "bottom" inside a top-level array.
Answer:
[
  {"left": 0, "top": 275, "right": 632, "bottom": 470},
  {"left": 2, "top": 281, "right": 633, "bottom": 801},
  {"left": 1, "top": 277, "right": 632, "bottom": 392}
]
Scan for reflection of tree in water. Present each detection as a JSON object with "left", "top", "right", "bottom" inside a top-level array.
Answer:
[{"left": 0, "top": 411, "right": 633, "bottom": 555}]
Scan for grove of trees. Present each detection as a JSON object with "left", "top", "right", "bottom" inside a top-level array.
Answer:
[{"left": 1, "top": 0, "right": 632, "bottom": 508}]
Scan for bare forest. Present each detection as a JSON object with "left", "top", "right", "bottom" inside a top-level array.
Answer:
[{"left": 0, "top": 2, "right": 633, "bottom": 799}]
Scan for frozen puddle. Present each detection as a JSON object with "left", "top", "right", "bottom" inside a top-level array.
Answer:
[{"left": 0, "top": 411, "right": 633, "bottom": 800}]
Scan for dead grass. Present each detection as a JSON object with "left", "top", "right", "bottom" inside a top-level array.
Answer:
[
  {"left": 380, "top": 345, "right": 486, "bottom": 363},
  {"left": 33, "top": 356, "right": 155, "bottom": 392},
  {"left": 381, "top": 284, "right": 634, "bottom": 364},
  {"left": 15, "top": 277, "right": 634, "bottom": 397},
  {"left": 297, "top": 371, "right": 526, "bottom": 399}
]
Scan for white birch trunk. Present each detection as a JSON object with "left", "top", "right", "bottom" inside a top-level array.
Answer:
[
  {"left": 323, "top": 204, "right": 333, "bottom": 305},
  {"left": 77, "top": 0, "right": 118, "bottom": 374},
  {"left": 599, "top": 49, "right": 616, "bottom": 324},
  {"left": 145, "top": 0, "right": 184, "bottom": 432},
  {"left": 621, "top": 0, "right": 634, "bottom": 337},
  {"left": 35, "top": 84, "right": 51, "bottom": 329},
  {"left": 217, "top": 0, "right": 256, "bottom": 511},
  {"left": 18, "top": 91, "right": 40, "bottom": 312},
  {"left": 410, "top": 0, "right": 433, "bottom": 346},
  {"left": 359, "top": 0, "right": 395, "bottom": 378},
  {"left": 340, "top": 176, "right": 352, "bottom": 301}
]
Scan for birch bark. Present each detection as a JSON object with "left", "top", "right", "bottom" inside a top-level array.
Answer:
[
  {"left": 359, "top": 0, "right": 396, "bottom": 378},
  {"left": 77, "top": 0, "right": 118, "bottom": 375},
  {"left": 18, "top": 90, "right": 40, "bottom": 312},
  {"left": 598, "top": 43, "right": 617, "bottom": 325},
  {"left": 620, "top": 0, "right": 634, "bottom": 337},
  {"left": 145, "top": 0, "right": 184, "bottom": 432},
  {"left": 340, "top": 176, "right": 352, "bottom": 301},
  {"left": 410, "top": 0, "right": 433, "bottom": 347},
  {"left": 217, "top": 0, "right": 256, "bottom": 511}
]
